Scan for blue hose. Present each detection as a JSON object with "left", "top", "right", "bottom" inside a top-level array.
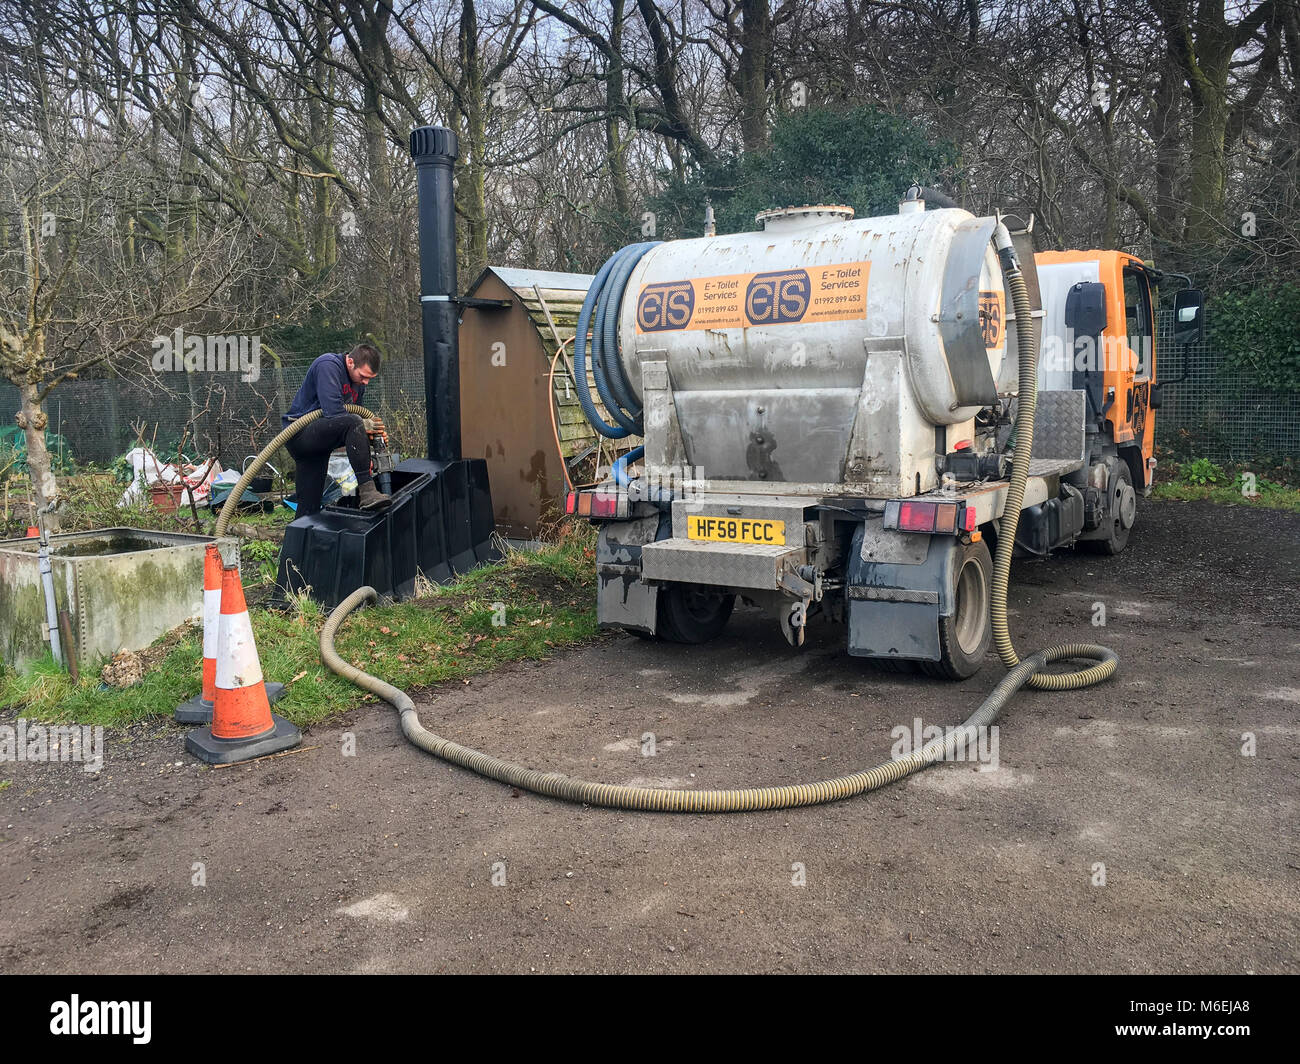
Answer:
[
  {"left": 612, "top": 445, "right": 645, "bottom": 486},
  {"left": 573, "top": 242, "right": 659, "bottom": 439}
]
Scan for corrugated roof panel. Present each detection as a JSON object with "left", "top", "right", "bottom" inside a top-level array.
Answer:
[{"left": 477, "top": 266, "right": 594, "bottom": 295}]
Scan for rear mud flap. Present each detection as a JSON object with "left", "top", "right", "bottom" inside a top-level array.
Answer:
[
  {"left": 845, "top": 523, "right": 959, "bottom": 662},
  {"left": 596, "top": 513, "right": 667, "bottom": 635}
]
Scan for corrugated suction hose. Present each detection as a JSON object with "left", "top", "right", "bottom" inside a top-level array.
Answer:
[
  {"left": 322, "top": 585, "right": 1066, "bottom": 811},
  {"left": 990, "top": 237, "right": 1118, "bottom": 690},
  {"left": 314, "top": 227, "right": 1116, "bottom": 811}
]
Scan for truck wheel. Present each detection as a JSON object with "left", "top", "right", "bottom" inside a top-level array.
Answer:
[
  {"left": 1083, "top": 463, "right": 1135, "bottom": 555},
  {"left": 657, "top": 584, "right": 735, "bottom": 644},
  {"left": 920, "top": 538, "right": 992, "bottom": 680},
  {"left": 871, "top": 657, "right": 918, "bottom": 674}
]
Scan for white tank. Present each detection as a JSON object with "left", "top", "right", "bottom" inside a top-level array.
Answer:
[{"left": 618, "top": 205, "right": 1009, "bottom": 495}]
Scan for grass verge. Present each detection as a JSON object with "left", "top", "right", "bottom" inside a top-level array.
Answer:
[
  {"left": 1151, "top": 460, "right": 1300, "bottom": 512},
  {"left": 0, "top": 524, "right": 601, "bottom": 729},
  {"left": 1151, "top": 481, "right": 1300, "bottom": 511}
]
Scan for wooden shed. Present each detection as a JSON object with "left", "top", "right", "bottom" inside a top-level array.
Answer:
[{"left": 458, "top": 266, "right": 641, "bottom": 542}]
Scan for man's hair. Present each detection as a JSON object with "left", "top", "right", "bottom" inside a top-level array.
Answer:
[{"left": 348, "top": 343, "right": 381, "bottom": 372}]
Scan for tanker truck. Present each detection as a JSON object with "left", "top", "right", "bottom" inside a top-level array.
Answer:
[{"left": 565, "top": 193, "right": 1205, "bottom": 679}]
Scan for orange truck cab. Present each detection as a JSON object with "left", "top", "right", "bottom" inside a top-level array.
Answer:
[
  {"left": 1025, "top": 249, "right": 1203, "bottom": 554},
  {"left": 1035, "top": 250, "right": 1160, "bottom": 491}
]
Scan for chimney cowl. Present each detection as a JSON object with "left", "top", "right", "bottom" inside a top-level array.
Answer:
[{"left": 410, "top": 125, "right": 458, "bottom": 162}]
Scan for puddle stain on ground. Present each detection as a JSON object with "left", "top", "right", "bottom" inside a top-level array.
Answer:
[{"left": 336, "top": 893, "right": 410, "bottom": 923}]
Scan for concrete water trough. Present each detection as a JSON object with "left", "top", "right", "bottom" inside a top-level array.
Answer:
[{"left": 0, "top": 528, "right": 238, "bottom": 673}]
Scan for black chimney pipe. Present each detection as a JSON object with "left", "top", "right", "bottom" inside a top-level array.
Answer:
[{"left": 410, "top": 125, "right": 460, "bottom": 464}]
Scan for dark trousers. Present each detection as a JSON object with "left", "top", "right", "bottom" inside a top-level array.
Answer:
[{"left": 286, "top": 413, "right": 372, "bottom": 517}]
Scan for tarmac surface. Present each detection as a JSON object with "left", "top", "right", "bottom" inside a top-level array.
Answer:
[{"left": 2, "top": 499, "right": 1297, "bottom": 973}]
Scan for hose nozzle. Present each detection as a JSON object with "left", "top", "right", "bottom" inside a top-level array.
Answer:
[{"left": 993, "top": 221, "right": 1020, "bottom": 275}]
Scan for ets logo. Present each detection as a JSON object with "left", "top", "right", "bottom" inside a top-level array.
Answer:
[
  {"left": 746, "top": 269, "right": 810, "bottom": 325},
  {"left": 637, "top": 281, "right": 695, "bottom": 331},
  {"left": 978, "top": 290, "right": 1005, "bottom": 348}
]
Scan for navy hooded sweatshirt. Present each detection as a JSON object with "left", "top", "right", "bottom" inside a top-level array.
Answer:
[{"left": 282, "top": 352, "right": 367, "bottom": 428}]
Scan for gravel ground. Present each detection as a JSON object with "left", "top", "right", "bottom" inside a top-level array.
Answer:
[{"left": 1, "top": 499, "right": 1297, "bottom": 974}]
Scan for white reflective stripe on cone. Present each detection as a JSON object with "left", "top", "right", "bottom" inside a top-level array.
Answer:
[
  {"left": 216, "top": 609, "right": 265, "bottom": 690},
  {"left": 202, "top": 588, "right": 221, "bottom": 659}
]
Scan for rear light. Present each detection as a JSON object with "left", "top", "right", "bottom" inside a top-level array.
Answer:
[
  {"left": 884, "top": 500, "right": 976, "bottom": 535},
  {"left": 564, "top": 488, "right": 626, "bottom": 520},
  {"left": 898, "top": 501, "right": 937, "bottom": 531}
]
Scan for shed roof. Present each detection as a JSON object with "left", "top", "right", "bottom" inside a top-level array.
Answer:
[{"left": 468, "top": 266, "right": 593, "bottom": 297}]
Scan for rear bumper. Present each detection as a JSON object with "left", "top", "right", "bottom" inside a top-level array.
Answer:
[{"left": 640, "top": 538, "right": 805, "bottom": 591}]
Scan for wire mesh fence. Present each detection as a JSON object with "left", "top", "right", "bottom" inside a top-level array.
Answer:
[
  {"left": 0, "top": 358, "right": 429, "bottom": 470},
  {"left": 2, "top": 318, "right": 1297, "bottom": 473},
  {"left": 1154, "top": 310, "right": 1300, "bottom": 466}
]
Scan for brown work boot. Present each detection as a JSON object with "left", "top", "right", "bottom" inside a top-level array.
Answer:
[{"left": 357, "top": 480, "right": 391, "bottom": 510}]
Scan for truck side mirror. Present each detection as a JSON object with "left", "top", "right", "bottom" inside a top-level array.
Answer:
[
  {"left": 1064, "top": 281, "right": 1107, "bottom": 335},
  {"left": 1173, "top": 289, "right": 1205, "bottom": 345}
]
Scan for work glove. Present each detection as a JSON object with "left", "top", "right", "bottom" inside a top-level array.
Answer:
[{"left": 362, "top": 417, "right": 388, "bottom": 441}]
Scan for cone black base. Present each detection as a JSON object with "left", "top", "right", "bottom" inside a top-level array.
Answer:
[
  {"left": 174, "top": 681, "right": 286, "bottom": 725},
  {"left": 172, "top": 695, "right": 211, "bottom": 725},
  {"left": 185, "top": 711, "right": 301, "bottom": 765}
]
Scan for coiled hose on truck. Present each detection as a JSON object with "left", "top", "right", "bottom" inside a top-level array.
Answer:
[
  {"left": 570, "top": 241, "right": 659, "bottom": 439},
  {"left": 311, "top": 229, "right": 1118, "bottom": 811}
]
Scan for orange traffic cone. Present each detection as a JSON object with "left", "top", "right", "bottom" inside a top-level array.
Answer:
[
  {"left": 186, "top": 563, "right": 300, "bottom": 764},
  {"left": 175, "top": 544, "right": 285, "bottom": 724}
]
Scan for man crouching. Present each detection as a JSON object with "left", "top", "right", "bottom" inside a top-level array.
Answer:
[{"left": 283, "top": 343, "right": 390, "bottom": 515}]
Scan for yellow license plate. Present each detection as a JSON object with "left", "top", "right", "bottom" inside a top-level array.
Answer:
[{"left": 686, "top": 514, "right": 785, "bottom": 545}]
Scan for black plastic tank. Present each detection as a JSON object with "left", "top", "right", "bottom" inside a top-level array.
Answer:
[{"left": 274, "top": 459, "right": 502, "bottom": 607}]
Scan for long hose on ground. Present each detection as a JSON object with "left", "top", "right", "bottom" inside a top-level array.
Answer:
[
  {"left": 315, "top": 224, "right": 1117, "bottom": 811},
  {"left": 214, "top": 404, "right": 377, "bottom": 538},
  {"left": 322, "top": 583, "right": 1059, "bottom": 811}
]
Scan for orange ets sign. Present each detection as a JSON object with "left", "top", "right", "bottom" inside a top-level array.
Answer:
[
  {"left": 979, "top": 290, "right": 1005, "bottom": 348},
  {"left": 636, "top": 262, "right": 871, "bottom": 333}
]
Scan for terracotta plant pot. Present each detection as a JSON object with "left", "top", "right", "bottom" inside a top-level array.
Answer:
[{"left": 149, "top": 483, "right": 186, "bottom": 513}]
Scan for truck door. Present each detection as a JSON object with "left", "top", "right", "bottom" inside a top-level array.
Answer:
[{"left": 1119, "top": 265, "right": 1155, "bottom": 477}]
